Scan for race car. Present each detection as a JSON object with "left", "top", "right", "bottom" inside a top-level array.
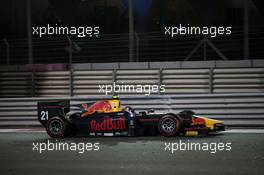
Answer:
[{"left": 37, "top": 96, "right": 225, "bottom": 138}]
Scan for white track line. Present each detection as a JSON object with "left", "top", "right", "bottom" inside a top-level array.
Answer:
[
  {"left": 223, "top": 129, "right": 264, "bottom": 134},
  {"left": 0, "top": 128, "right": 45, "bottom": 133}
]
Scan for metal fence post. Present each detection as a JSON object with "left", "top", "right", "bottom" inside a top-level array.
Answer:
[
  {"left": 69, "top": 67, "right": 74, "bottom": 97},
  {"left": 209, "top": 67, "right": 214, "bottom": 93},
  {"left": 27, "top": 0, "right": 33, "bottom": 64},
  {"left": 67, "top": 36, "right": 73, "bottom": 65},
  {"left": 112, "top": 69, "right": 116, "bottom": 95},
  {"left": 67, "top": 36, "right": 74, "bottom": 96},
  {"left": 128, "top": 0, "right": 134, "bottom": 62},
  {"left": 135, "top": 33, "right": 139, "bottom": 62},
  {"left": 244, "top": 0, "right": 249, "bottom": 60},
  {"left": 31, "top": 71, "right": 35, "bottom": 97},
  {"left": 3, "top": 39, "right": 10, "bottom": 65},
  {"left": 158, "top": 68, "right": 163, "bottom": 95},
  {"left": 203, "top": 37, "right": 207, "bottom": 61}
]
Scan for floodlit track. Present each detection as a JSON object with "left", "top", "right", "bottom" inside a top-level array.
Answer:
[{"left": 0, "top": 130, "right": 263, "bottom": 175}]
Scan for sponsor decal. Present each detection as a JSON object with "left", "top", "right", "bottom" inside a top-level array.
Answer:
[
  {"left": 192, "top": 118, "right": 205, "bottom": 126},
  {"left": 90, "top": 116, "right": 126, "bottom": 131},
  {"left": 82, "top": 100, "right": 113, "bottom": 117}
]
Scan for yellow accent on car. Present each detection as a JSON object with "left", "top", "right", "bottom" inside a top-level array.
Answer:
[
  {"left": 107, "top": 99, "right": 122, "bottom": 112},
  {"left": 195, "top": 116, "right": 224, "bottom": 130},
  {"left": 186, "top": 131, "right": 198, "bottom": 136}
]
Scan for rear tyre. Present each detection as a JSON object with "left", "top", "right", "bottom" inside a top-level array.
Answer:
[
  {"left": 46, "top": 117, "right": 69, "bottom": 138},
  {"left": 158, "top": 115, "right": 182, "bottom": 137}
]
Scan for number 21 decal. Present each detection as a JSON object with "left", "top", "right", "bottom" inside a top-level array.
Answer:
[{"left": 40, "top": 111, "right": 49, "bottom": 120}]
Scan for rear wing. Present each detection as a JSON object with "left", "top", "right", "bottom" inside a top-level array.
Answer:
[{"left": 37, "top": 100, "right": 70, "bottom": 126}]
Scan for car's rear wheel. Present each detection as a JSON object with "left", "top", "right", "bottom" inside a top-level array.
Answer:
[
  {"left": 46, "top": 117, "right": 68, "bottom": 138},
  {"left": 158, "top": 115, "right": 182, "bottom": 137}
]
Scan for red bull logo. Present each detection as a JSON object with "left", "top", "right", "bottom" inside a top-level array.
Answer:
[
  {"left": 192, "top": 118, "right": 205, "bottom": 126},
  {"left": 82, "top": 100, "right": 113, "bottom": 117},
  {"left": 90, "top": 116, "right": 126, "bottom": 131}
]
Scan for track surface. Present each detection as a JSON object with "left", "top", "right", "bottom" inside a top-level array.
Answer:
[{"left": 0, "top": 130, "right": 263, "bottom": 175}]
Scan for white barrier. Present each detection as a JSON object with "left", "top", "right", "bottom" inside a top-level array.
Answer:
[{"left": 0, "top": 93, "right": 263, "bottom": 128}]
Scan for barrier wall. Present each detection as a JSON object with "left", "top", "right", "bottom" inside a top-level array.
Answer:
[
  {"left": 0, "top": 60, "right": 263, "bottom": 128},
  {"left": 0, "top": 94, "right": 264, "bottom": 128},
  {"left": 1, "top": 67, "right": 263, "bottom": 97}
]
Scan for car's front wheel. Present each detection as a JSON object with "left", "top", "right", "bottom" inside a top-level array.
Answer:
[{"left": 158, "top": 115, "right": 182, "bottom": 137}]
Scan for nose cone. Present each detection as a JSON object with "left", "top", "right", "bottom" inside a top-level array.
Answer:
[
  {"left": 205, "top": 117, "right": 223, "bottom": 124},
  {"left": 195, "top": 115, "right": 224, "bottom": 130}
]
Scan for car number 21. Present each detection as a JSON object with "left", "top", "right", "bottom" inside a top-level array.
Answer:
[{"left": 40, "top": 111, "right": 49, "bottom": 120}]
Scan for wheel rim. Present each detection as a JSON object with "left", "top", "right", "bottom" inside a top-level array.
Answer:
[
  {"left": 161, "top": 118, "right": 176, "bottom": 133},
  {"left": 49, "top": 120, "right": 63, "bottom": 134}
]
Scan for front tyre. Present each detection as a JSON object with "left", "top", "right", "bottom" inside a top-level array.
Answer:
[
  {"left": 46, "top": 117, "right": 68, "bottom": 138},
  {"left": 158, "top": 115, "right": 182, "bottom": 137}
]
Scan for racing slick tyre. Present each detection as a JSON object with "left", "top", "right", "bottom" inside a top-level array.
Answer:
[
  {"left": 46, "top": 117, "right": 70, "bottom": 138},
  {"left": 158, "top": 115, "right": 182, "bottom": 137}
]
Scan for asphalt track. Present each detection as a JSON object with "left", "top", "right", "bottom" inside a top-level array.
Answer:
[{"left": 0, "top": 129, "right": 263, "bottom": 175}]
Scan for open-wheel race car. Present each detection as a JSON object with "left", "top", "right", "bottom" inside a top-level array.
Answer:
[{"left": 38, "top": 96, "right": 225, "bottom": 138}]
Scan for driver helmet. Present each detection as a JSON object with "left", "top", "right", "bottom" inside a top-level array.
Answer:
[{"left": 112, "top": 94, "right": 120, "bottom": 99}]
